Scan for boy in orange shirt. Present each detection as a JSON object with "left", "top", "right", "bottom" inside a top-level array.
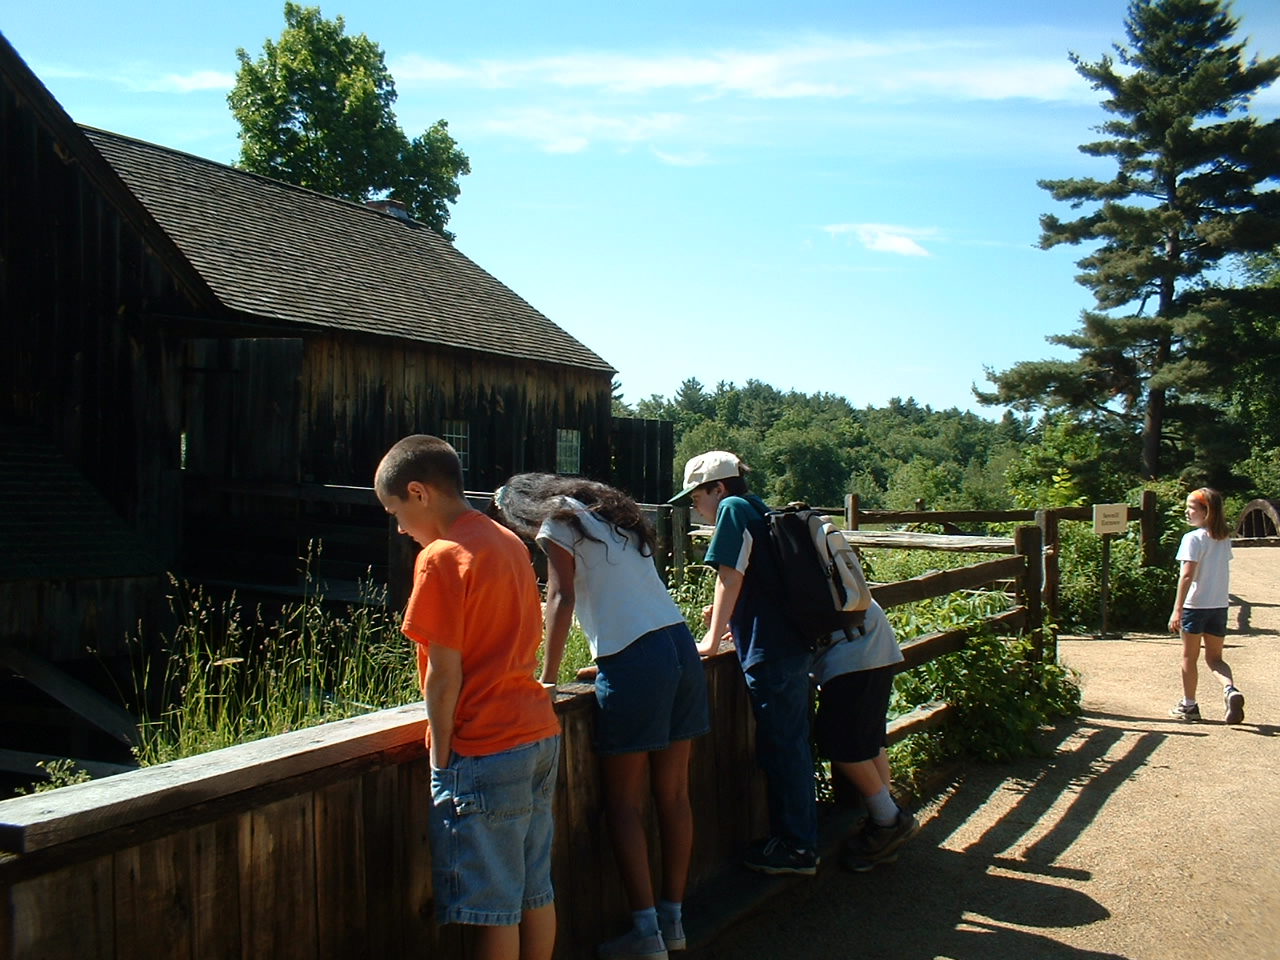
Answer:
[{"left": 376, "top": 435, "right": 561, "bottom": 960}]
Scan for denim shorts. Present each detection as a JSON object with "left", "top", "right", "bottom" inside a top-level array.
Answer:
[
  {"left": 428, "top": 735, "right": 560, "bottom": 926},
  {"left": 594, "top": 622, "right": 711, "bottom": 755},
  {"left": 1181, "top": 607, "right": 1228, "bottom": 636}
]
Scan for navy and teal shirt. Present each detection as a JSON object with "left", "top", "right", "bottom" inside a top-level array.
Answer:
[{"left": 704, "top": 494, "right": 807, "bottom": 668}]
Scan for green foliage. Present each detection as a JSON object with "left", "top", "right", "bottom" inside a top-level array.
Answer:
[
  {"left": 980, "top": 0, "right": 1280, "bottom": 481},
  {"left": 229, "top": 3, "right": 470, "bottom": 237},
  {"left": 16, "top": 759, "right": 92, "bottom": 795},
  {"left": 1054, "top": 523, "right": 1177, "bottom": 632},
  {"left": 891, "top": 629, "right": 1082, "bottom": 766},
  {"left": 135, "top": 575, "right": 419, "bottom": 765}
]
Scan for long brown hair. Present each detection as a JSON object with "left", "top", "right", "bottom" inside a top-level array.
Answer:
[
  {"left": 494, "top": 473, "right": 657, "bottom": 556},
  {"left": 1189, "top": 487, "right": 1230, "bottom": 540}
]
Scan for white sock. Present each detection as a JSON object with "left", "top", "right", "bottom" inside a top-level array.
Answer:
[{"left": 866, "top": 786, "right": 898, "bottom": 827}]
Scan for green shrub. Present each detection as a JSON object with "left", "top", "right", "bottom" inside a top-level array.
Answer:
[{"left": 890, "top": 627, "right": 1081, "bottom": 769}]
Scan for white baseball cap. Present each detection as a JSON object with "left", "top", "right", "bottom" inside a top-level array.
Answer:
[{"left": 669, "top": 450, "right": 745, "bottom": 504}]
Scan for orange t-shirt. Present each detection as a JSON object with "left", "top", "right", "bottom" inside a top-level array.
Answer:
[{"left": 401, "top": 509, "right": 560, "bottom": 757}]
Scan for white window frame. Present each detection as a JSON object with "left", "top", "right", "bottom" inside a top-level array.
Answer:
[
  {"left": 441, "top": 420, "right": 470, "bottom": 479},
  {"left": 556, "top": 428, "right": 581, "bottom": 475}
]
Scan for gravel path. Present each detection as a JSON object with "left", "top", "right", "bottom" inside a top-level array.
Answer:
[{"left": 700, "top": 547, "right": 1280, "bottom": 960}]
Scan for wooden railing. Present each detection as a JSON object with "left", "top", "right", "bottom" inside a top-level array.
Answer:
[{"left": 0, "top": 530, "right": 1043, "bottom": 960}]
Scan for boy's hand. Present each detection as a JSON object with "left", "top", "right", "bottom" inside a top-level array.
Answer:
[
  {"left": 701, "top": 604, "right": 713, "bottom": 629},
  {"left": 575, "top": 665, "right": 598, "bottom": 682}
]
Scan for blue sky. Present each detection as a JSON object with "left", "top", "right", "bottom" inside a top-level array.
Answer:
[{"left": 5, "top": 1, "right": 1279, "bottom": 414}]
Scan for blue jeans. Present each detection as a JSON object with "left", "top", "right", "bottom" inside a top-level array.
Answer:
[{"left": 743, "top": 652, "right": 817, "bottom": 850}]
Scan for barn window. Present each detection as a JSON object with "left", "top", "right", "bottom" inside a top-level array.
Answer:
[
  {"left": 442, "top": 420, "right": 470, "bottom": 479},
  {"left": 556, "top": 429, "right": 581, "bottom": 475}
]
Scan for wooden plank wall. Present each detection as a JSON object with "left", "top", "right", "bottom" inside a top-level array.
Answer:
[
  {"left": 0, "top": 654, "right": 765, "bottom": 960},
  {"left": 0, "top": 64, "right": 197, "bottom": 569}
]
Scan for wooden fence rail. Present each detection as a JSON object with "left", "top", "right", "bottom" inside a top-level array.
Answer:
[{"left": 0, "top": 529, "right": 1044, "bottom": 960}]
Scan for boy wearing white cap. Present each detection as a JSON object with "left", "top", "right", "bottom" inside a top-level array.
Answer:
[{"left": 671, "top": 451, "right": 818, "bottom": 875}]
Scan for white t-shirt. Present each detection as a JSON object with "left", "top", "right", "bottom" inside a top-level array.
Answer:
[
  {"left": 537, "top": 498, "right": 685, "bottom": 659},
  {"left": 810, "top": 601, "right": 904, "bottom": 686},
  {"left": 1176, "top": 527, "right": 1232, "bottom": 609}
]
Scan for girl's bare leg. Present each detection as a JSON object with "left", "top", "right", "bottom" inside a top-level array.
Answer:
[{"left": 1180, "top": 632, "right": 1202, "bottom": 702}]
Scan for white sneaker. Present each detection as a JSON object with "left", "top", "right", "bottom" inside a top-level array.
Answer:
[
  {"left": 658, "top": 915, "right": 686, "bottom": 951},
  {"left": 598, "top": 928, "right": 668, "bottom": 960}
]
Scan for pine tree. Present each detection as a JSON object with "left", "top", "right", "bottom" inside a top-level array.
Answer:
[{"left": 980, "top": 0, "right": 1280, "bottom": 480}]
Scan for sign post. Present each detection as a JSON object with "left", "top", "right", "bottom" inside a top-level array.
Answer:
[{"left": 1092, "top": 504, "right": 1128, "bottom": 639}]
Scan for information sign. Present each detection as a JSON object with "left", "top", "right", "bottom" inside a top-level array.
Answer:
[{"left": 1092, "top": 503, "right": 1128, "bottom": 536}]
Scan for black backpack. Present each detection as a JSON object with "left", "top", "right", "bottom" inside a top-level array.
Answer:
[{"left": 762, "top": 503, "right": 871, "bottom": 649}]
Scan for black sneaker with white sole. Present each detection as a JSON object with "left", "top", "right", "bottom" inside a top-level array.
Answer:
[{"left": 1225, "top": 687, "right": 1245, "bottom": 725}]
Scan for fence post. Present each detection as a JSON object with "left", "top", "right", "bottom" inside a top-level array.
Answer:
[
  {"left": 1035, "top": 508, "right": 1060, "bottom": 622},
  {"left": 1015, "top": 525, "right": 1045, "bottom": 660},
  {"left": 1140, "top": 489, "right": 1158, "bottom": 566},
  {"left": 671, "top": 505, "right": 689, "bottom": 586},
  {"left": 845, "top": 493, "right": 860, "bottom": 531},
  {"left": 652, "top": 505, "right": 673, "bottom": 584}
]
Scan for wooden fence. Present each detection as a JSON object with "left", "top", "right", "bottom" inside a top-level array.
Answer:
[{"left": 0, "top": 526, "right": 1043, "bottom": 960}]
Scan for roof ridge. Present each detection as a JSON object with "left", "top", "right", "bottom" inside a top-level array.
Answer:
[{"left": 78, "top": 125, "right": 451, "bottom": 236}]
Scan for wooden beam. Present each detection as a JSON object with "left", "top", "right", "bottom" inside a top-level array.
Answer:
[
  {"left": 1232, "top": 538, "right": 1280, "bottom": 548},
  {"left": 856, "top": 509, "right": 1037, "bottom": 524},
  {"left": 886, "top": 701, "right": 955, "bottom": 746},
  {"left": 843, "top": 531, "right": 1015, "bottom": 553},
  {"left": 0, "top": 647, "right": 139, "bottom": 747},
  {"left": 0, "top": 703, "right": 428, "bottom": 854},
  {"left": 870, "top": 555, "right": 1026, "bottom": 609},
  {"left": 893, "top": 608, "right": 1027, "bottom": 672}
]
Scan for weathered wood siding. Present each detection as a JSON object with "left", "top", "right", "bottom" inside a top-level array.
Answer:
[
  {"left": 0, "top": 577, "right": 164, "bottom": 661},
  {"left": 298, "top": 333, "right": 613, "bottom": 489},
  {"left": 1, "top": 63, "right": 198, "bottom": 567}
]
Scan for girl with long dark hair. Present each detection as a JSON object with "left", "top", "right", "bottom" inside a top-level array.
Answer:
[{"left": 495, "top": 474, "right": 709, "bottom": 960}]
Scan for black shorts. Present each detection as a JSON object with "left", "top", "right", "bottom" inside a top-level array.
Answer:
[{"left": 814, "top": 665, "right": 895, "bottom": 764}]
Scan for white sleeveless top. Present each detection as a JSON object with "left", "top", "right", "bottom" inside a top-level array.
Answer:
[{"left": 537, "top": 498, "right": 685, "bottom": 659}]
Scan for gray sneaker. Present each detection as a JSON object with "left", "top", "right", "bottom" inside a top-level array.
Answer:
[
  {"left": 1225, "top": 687, "right": 1245, "bottom": 725},
  {"left": 1170, "top": 700, "right": 1201, "bottom": 722},
  {"left": 657, "top": 915, "right": 686, "bottom": 951},
  {"left": 841, "top": 808, "right": 920, "bottom": 871},
  {"left": 598, "top": 928, "right": 668, "bottom": 960}
]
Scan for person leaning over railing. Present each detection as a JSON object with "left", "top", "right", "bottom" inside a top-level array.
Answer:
[
  {"left": 811, "top": 599, "right": 921, "bottom": 871},
  {"left": 495, "top": 474, "right": 710, "bottom": 960},
  {"left": 674, "top": 451, "right": 820, "bottom": 877}
]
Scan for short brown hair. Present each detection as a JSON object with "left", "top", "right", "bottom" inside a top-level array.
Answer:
[
  {"left": 376, "top": 435, "right": 465, "bottom": 498},
  {"left": 1189, "top": 487, "right": 1230, "bottom": 540}
]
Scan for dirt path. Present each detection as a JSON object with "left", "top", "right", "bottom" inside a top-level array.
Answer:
[{"left": 700, "top": 548, "right": 1280, "bottom": 960}]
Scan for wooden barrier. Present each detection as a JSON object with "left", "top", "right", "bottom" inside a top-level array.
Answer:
[{"left": 0, "top": 533, "right": 1042, "bottom": 960}]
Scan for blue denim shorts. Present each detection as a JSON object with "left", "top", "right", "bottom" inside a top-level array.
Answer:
[
  {"left": 594, "top": 622, "right": 710, "bottom": 755},
  {"left": 1181, "top": 607, "right": 1228, "bottom": 636},
  {"left": 428, "top": 735, "right": 560, "bottom": 926}
]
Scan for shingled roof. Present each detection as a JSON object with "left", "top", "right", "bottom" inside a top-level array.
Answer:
[
  {"left": 83, "top": 128, "right": 613, "bottom": 374},
  {"left": 0, "top": 429, "right": 163, "bottom": 583}
]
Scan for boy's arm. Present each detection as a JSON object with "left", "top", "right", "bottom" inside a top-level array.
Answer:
[
  {"left": 1168, "top": 560, "right": 1197, "bottom": 633},
  {"left": 541, "top": 540, "right": 576, "bottom": 686},
  {"left": 425, "top": 643, "right": 463, "bottom": 768},
  {"left": 699, "top": 565, "right": 743, "bottom": 657}
]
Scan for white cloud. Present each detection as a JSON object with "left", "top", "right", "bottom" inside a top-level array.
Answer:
[
  {"left": 481, "top": 108, "right": 685, "bottom": 153},
  {"left": 392, "top": 31, "right": 1094, "bottom": 104},
  {"left": 651, "top": 147, "right": 712, "bottom": 166},
  {"left": 823, "top": 223, "right": 936, "bottom": 257},
  {"left": 142, "top": 70, "right": 236, "bottom": 93}
]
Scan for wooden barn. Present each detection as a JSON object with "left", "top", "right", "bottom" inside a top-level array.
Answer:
[{"left": 0, "top": 33, "right": 632, "bottom": 660}]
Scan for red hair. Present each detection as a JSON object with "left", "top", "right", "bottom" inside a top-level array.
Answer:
[{"left": 1189, "top": 488, "right": 1230, "bottom": 540}]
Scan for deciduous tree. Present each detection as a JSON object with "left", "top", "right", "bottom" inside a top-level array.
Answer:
[{"left": 229, "top": 3, "right": 470, "bottom": 237}]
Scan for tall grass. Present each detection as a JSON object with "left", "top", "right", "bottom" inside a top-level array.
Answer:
[{"left": 135, "top": 574, "right": 419, "bottom": 766}]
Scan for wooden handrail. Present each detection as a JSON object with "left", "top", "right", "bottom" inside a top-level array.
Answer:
[{"left": 870, "top": 555, "right": 1026, "bottom": 609}]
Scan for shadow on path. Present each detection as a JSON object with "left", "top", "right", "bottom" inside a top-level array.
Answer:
[{"left": 697, "top": 716, "right": 1164, "bottom": 960}]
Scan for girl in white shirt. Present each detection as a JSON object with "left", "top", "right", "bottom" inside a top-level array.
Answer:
[
  {"left": 1168, "top": 487, "right": 1243, "bottom": 724},
  {"left": 496, "top": 474, "right": 709, "bottom": 959}
]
